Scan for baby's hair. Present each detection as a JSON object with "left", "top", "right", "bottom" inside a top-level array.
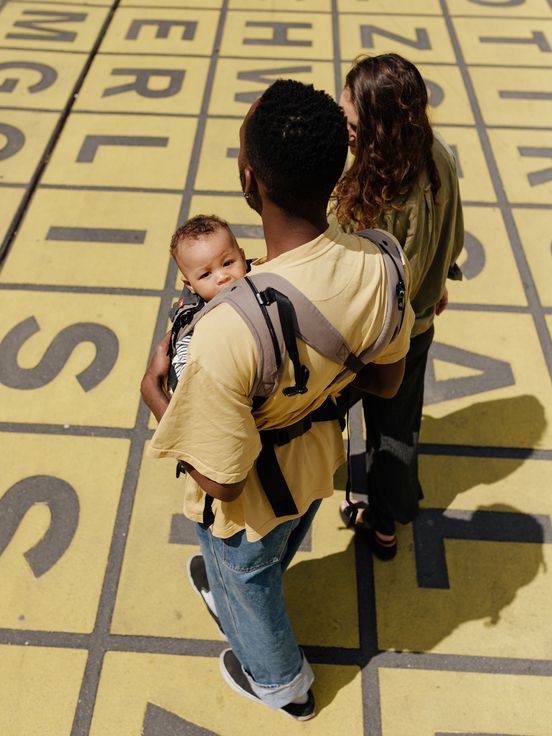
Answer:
[{"left": 170, "top": 214, "right": 236, "bottom": 255}]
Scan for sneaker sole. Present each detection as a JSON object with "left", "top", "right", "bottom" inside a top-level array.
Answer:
[
  {"left": 187, "top": 556, "right": 227, "bottom": 640},
  {"left": 280, "top": 706, "right": 316, "bottom": 722},
  {"left": 219, "top": 651, "right": 260, "bottom": 703},
  {"left": 219, "top": 651, "right": 315, "bottom": 721}
]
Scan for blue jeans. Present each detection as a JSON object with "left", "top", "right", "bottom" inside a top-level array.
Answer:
[{"left": 194, "top": 499, "right": 321, "bottom": 708}]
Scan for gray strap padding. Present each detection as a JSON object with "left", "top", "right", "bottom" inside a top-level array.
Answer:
[
  {"left": 175, "top": 228, "right": 406, "bottom": 399},
  {"left": 324, "top": 228, "right": 406, "bottom": 392},
  {"left": 175, "top": 279, "right": 278, "bottom": 399}
]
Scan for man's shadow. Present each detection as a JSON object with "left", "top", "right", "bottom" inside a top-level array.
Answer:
[{"left": 284, "top": 394, "right": 548, "bottom": 712}]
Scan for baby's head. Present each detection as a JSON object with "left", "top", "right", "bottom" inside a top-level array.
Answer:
[{"left": 170, "top": 215, "right": 247, "bottom": 302}]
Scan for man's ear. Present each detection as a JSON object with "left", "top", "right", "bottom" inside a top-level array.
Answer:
[
  {"left": 243, "top": 166, "right": 263, "bottom": 214},
  {"left": 242, "top": 165, "right": 257, "bottom": 197}
]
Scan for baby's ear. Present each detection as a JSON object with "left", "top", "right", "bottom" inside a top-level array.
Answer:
[{"left": 239, "top": 247, "right": 246, "bottom": 261}]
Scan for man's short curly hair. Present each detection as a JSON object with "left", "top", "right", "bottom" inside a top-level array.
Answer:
[{"left": 245, "top": 80, "right": 348, "bottom": 213}]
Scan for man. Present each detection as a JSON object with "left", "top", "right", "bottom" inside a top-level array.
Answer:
[{"left": 142, "top": 80, "right": 414, "bottom": 719}]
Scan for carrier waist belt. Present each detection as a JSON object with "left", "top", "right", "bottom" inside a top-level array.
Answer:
[{"left": 260, "top": 414, "right": 312, "bottom": 448}]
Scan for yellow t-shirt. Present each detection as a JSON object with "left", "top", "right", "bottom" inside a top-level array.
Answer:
[{"left": 148, "top": 220, "right": 414, "bottom": 541}]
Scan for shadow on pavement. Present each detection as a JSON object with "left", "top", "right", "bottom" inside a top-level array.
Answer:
[{"left": 283, "top": 395, "right": 548, "bottom": 708}]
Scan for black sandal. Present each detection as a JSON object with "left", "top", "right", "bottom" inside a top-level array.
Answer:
[
  {"left": 339, "top": 499, "right": 370, "bottom": 530},
  {"left": 370, "top": 529, "right": 397, "bottom": 561},
  {"left": 339, "top": 500, "right": 397, "bottom": 561}
]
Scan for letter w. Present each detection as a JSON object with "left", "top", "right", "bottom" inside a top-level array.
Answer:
[{"left": 6, "top": 10, "right": 87, "bottom": 43}]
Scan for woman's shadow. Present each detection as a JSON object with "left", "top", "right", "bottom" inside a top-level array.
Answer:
[{"left": 284, "top": 394, "right": 549, "bottom": 711}]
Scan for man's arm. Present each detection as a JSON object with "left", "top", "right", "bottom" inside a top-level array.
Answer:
[
  {"left": 180, "top": 462, "right": 246, "bottom": 502},
  {"left": 142, "top": 332, "right": 248, "bottom": 502},
  {"left": 351, "top": 357, "right": 405, "bottom": 398},
  {"left": 140, "top": 332, "right": 171, "bottom": 422}
]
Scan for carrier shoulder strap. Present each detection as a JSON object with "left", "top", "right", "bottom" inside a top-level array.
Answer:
[
  {"left": 324, "top": 228, "right": 406, "bottom": 392},
  {"left": 176, "top": 229, "right": 406, "bottom": 399}
]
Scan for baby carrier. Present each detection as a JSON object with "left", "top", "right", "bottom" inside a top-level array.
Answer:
[{"left": 168, "top": 230, "right": 407, "bottom": 527}]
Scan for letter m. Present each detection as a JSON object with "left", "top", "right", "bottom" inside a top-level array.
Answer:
[
  {"left": 6, "top": 11, "right": 87, "bottom": 43},
  {"left": 360, "top": 25, "right": 431, "bottom": 50}
]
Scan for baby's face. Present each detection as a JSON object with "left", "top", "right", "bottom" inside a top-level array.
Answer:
[{"left": 175, "top": 229, "right": 247, "bottom": 302}]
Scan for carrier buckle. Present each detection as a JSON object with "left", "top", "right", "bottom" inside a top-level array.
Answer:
[{"left": 396, "top": 281, "right": 406, "bottom": 311}]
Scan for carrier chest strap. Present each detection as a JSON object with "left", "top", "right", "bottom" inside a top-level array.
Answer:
[
  {"left": 256, "top": 444, "right": 299, "bottom": 518},
  {"left": 256, "top": 399, "right": 340, "bottom": 518},
  {"left": 202, "top": 495, "right": 215, "bottom": 528}
]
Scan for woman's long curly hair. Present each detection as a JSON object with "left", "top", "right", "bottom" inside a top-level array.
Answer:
[{"left": 333, "top": 54, "right": 440, "bottom": 229}]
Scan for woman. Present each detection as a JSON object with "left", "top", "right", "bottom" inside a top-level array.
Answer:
[{"left": 334, "top": 53, "right": 464, "bottom": 559}]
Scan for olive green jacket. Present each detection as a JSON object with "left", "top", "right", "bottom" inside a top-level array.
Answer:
[{"left": 374, "top": 132, "right": 464, "bottom": 336}]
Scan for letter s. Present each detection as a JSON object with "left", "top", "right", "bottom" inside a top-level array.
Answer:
[{"left": 0, "top": 317, "right": 119, "bottom": 390}]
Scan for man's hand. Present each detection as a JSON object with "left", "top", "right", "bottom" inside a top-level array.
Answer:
[
  {"left": 140, "top": 332, "right": 171, "bottom": 422},
  {"left": 435, "top": 287, "right": 449, "bottom": 316}
]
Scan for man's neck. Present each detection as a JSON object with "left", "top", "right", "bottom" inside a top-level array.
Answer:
[{"left": 261, "top": 203, "right": 329, "bottom": 261}]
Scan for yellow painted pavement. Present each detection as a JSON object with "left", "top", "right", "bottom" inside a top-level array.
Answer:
[{"left": 0, "top": 1, "right": 551, "bottom": 734}]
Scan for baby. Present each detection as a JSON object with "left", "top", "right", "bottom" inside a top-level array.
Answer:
[{"left": 168, "top": 214, "right": 247, "bottom": 389}]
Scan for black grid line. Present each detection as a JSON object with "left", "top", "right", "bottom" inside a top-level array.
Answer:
[
  {"left": 68, "top": 2, "right": 233, "bottom": 733},
  {"left": 0, "top": 0, "right": 124, "bottom": 264},
  {"left": 439, "top": 3, "right": 552, "bottom": 378},
  {"left": 1, "top": 2, "right": 551, "bottom": 734}
]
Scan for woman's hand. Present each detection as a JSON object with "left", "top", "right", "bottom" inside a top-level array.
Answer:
[{"left": 435, "top": 287, "right": 449, "bottom": 316}]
